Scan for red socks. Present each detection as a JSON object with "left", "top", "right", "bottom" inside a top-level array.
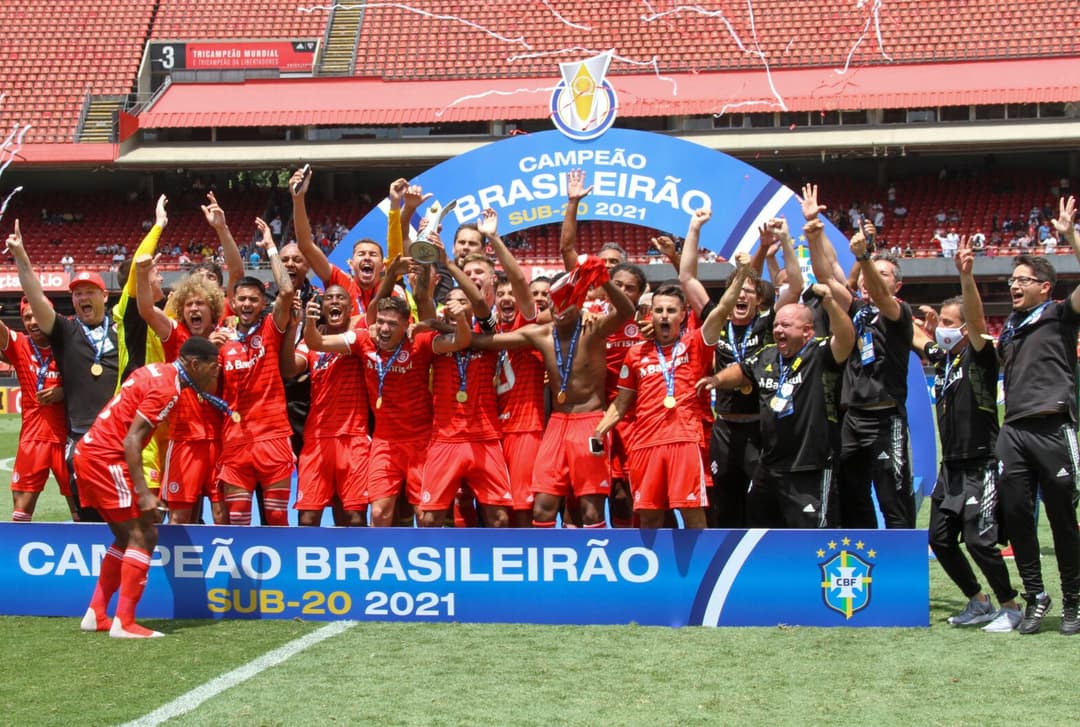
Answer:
[{"left": 115, "top": 548, "right": 151, "bottom": 627}]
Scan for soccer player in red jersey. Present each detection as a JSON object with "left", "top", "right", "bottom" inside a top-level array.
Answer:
[
  {"left": 284, "top": 286, "right": 370, "bottom": 526},
  {"left": 2, "top": 298, "right": 73, "bottom": 521},
  {"left": 305, "top": 288, "right": 470, "bottom": 526},
  {"left": 594, "top": 283, "right": 723, "bottom": 528},
  {"left": 494, "top": 276, "right": 546, "bottom": 525},
  {"left": 291, "top": 167, "right": 384, "bottom": 321},
  {"left": 421, "top": 286, "right": 513, "bottom": 527},
  {"left": 210, "top": 219, "right": 295, "bottom": 526},
  {"left": 74, "top": 338, "right": 221, "bottom": 637},
  {"left": 135, "top": 260, "right": 228, "bottom": 524}
]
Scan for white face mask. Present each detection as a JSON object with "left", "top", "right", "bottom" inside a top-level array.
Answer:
[{"left": 935, "top": 326, "right": 964, "bottom": 351}]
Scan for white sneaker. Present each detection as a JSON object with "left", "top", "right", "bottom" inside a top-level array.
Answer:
[
  {"left": 982, "top": 607, "right": 1022, "bottom": 633},
  {"left": 80, "top": 607, "right": 112, "bottom": 633},
  {"left": 109, "top": 619, "right": 163, "bottom": 639}
]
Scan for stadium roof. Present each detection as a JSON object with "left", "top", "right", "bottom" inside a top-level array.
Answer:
[{"left": 136, "top": 57, "right": 1080, "bottom": 130}]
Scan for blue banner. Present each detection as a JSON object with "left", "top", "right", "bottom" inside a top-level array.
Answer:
[{"left": 2, "top": 524, "right": 927, "bottom": 627}]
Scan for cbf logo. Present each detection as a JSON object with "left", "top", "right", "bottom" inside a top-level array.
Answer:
[
  {"left": 550, "top": 51, "right": 618, "bottom": 140},
  {"left": 818, "top": 537, "right": 875, "bottom": 619}
]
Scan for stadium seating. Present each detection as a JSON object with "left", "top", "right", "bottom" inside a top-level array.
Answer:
[
  {"left": 0, "top": 1, "right": 155, "bottom": 142},
  {"left": 151, "top": 0, "right": 327, "bottom": 41}
]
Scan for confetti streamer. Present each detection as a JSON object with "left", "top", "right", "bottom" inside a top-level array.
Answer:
[
  {"left": 435, "top": 86, "right": 557, "bottom": 117},
  {"left": 540, "top": 0, "right": 591, "bottom": 32}
]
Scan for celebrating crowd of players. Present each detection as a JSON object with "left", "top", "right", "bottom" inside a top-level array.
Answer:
[{"left": 4, "top": 169, "right": 1080, "bottom": 637}]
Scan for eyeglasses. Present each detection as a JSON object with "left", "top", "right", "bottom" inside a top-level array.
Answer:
[{"left": 1007, "top": 276, "right": 1044, "bottom": 287}]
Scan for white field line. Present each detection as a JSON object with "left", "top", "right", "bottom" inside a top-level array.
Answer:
[{"left": 121, "top": 620, "right": 357, "bottom": 726}]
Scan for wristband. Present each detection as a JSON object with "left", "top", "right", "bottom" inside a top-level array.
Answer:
[
  {"left": 856, "top": 250, "right": 871, "bottom": 262},
  {"left": 266, "top": 246, "right": 279, "bottom": 257}
]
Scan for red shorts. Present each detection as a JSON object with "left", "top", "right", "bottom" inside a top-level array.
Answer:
[
  {"left": 11, "top": 440, "right": 70, "bottom": 496},
  {"left": 420, "top": 440, "right": 512, "bottom": 512},
  {"left": 533, "top": 412, "right": 611, "bottom": 498},
  {"left": 502, "top": 430, "right": 541, "bottom": 510},
  {"left": 71, "top": 450, "right": 140, "bottom": 522},
  {"left": 297, "top": 434, "right": 370, "bottom": 511},
  {"left": 218, "top": 437, "right": 295, "bottom": 491},
  {"left": 608, "top": 422, "right": 632, "bottom": 482},
  {"left": 367, "top": 437, "right": 429, "bottom": 505},
  {"left": 628, "top": 442, "right": 708, "bottom": 511},
  {"left": 162, "top": 439, "right": 222, "bottom": 507}
]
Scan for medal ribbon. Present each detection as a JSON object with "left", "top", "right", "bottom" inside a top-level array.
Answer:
[
  {"left": 726, "top": 320, "right": 754, "bottom": 363},
  {"left": 174, "top": 360, "right": 236, "bottom": 420},
  {"left": 454, "top": 350, "right": 472, "bottom": 397},
  {"left": 552, "top": 317, "right": 582, "bottom": 399},
  {"left": 653, "top": 340, "right": 679, "bottom": 401},
  {"left": 27, "top": 337, "right": 52, "bottom": 392},
  {"left": 77, "top": 314, "right": 110, "bottom": 367},
  {"left": 374, "top": 339, "right": 405, "bottom": 403},
  {"left": 999, "top": 301, "right": 1050, "bottom": 346}
]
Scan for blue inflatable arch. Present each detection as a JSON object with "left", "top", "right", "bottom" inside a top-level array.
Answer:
[{"left": 331, "top": 128, "right": 936, "bottom": 514}]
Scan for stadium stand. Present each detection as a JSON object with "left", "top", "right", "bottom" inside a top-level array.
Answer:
[{"left": 150, "top": 0, "right": 326, "bottom": 41}]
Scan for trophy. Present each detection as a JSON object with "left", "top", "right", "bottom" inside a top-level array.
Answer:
[{"left": 409, "top": 199, "right": 458, "bottom": 265}]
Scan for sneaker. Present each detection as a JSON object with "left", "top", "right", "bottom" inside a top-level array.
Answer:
[
  {"left": 1000, "top": 545, "right": 1015, "bottom": 558},
  {"left": 1061, "top": 599, "right": 1080, "bottom": 636},
  {"left": 947, "top": 597, "right": 996, "bottom": 626},
  {"left": 1018, "top": 593, "right": 1052, "bottom": 635},
  {"left": 79, "top": 607, "right": 112, "bottom": 633},
  {"left": 982, "top": 607, "right": 1023, "bottom": 633},
  {"left": 109, "top": 620, "right": 163, "bottom": 639}
]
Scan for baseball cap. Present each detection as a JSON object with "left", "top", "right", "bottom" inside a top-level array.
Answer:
[{"left": 68, "top": 271, "right": 107, "bottom": 292}]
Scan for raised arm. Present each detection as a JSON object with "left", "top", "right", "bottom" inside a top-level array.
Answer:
[
  {"left": 954, "top": 235, "right": 989, "bottom": 351},
  {"left": 367, "top": 255, "right": 411, "bottom": 326},
  {"left": 302, "top": 305, "right": 352, "bottom": 354},
  {"left": 255, "top": 217, "right": 295, "bottom": 330},
  {"left": 398, "top": 181, "right": 432, "bottom": 256},
  {"left": 701, "top": 252, "right": 751, "bottom": 345},
  {"left": 436, "top": 235, "right": 491, "bottom": 320},
  {"left": 432, "top": 298, "right": 473, "bottom": 354},
  {"left": 289, "top": 167, "right": 333, "bottom": 284},
  {"left": 6, "top": 221, "right": 56, "bottom": 335},
  {"left": 677, "top": 208, "right": 713, "bottom": 318},
  {"left": 280, "top": 295, "right": 308, "bottom": 379},
  {"left": 124, "top": 195, "right": 167, "bottom": 297},
  {"left": 750, "top": 222, "right": 774, "bottom": 279},
  {"left": 134, "top": 255, "right": 173, "bottom": 341},
  {"left": 560, "top": 169, "right": 592, "bottom": 271},
  {"left": 772, "top": 217, "right": 803, "bottom": 309},
  {"left": 593, "top": 277, "right": 636, "bottom": 338},
  {"left": 800, "top": 184, "right": 847, "bottom": 285},
  {"left": 815, "top": 282, "right": 855, "bottom": 364},
  {"left": 1051, "top": 196, "right": 1080, "bottom": 314},
  {"left": 850, "top": 221, "right": 901, "bottom": 321},
  {"left": 804, "top": 218, "right": 852, "bottom": 310},
  {"left": 200, "top": 191, "right": 243, "bottom": 291},
  {"left": 481, "top": 208, "right": 536, "bottom": 320}
]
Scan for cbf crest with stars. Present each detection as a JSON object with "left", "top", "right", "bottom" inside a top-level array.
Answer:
[{"left": 818, "top": 537, "right": 875, "bottom": 619}]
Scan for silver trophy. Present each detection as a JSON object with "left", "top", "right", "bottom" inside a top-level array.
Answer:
[{"left": 409, "top": 199, "right": 457, "bottom": 265}]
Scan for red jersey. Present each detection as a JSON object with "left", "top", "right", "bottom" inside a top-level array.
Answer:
[
  {"left": 347, "top": 329, "right": 436, "bottom": 442},
  {"left": 218, "top": 315, "right": 290, "bottom": 451},
  {"left": 298, "top": 340, "right": 369, "bottom": 438},
  {"left": 605, "top": 319, "right": 644, "bottom": 403},
  {"left": 3, "top": 331, "right": 65, "bottom": 444},
  {"left": 617, "top": 327, "right": 712, "bottom": 452},
  {"left": 431, "top": 348, "right": 500, "bottom": 442},
  {"left": 78, "top": 363, "right": 182, "bottom": 460},
  {"left": 329, "top": 267, "right": 375, "bottom": 326},
  {"left": 496, "top": 311, "right": 545, "bottom": 434},
  {"left": 158, "top": 321, "right": 223, "bottom": 441}
]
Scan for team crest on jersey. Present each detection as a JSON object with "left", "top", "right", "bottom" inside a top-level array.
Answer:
[
  {"left": 674, "top": 341, "right": 687, "bottom": 356},
  {"left": 818, "top": 538, "right": 875, "bottom": 619},
  {"left": 396, "top": 349, "right": 410, "bottom": 364},
  {"left": 624, "top": 323, "right": 639, "bottom": 338},
  {"left": 250, "top": 335, "right": 264, "bottom": 350}
]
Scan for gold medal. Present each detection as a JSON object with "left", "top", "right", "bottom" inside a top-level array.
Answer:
[
  {"left": 557, "top": 390, "right": 567, "bottom": 404},
  {"left": 375, "top": 396, "right": 383, "bottom": 410},
  {"left": 663, "top": 395, "right": 677, "bottom": 409},
  {"left": 456, "top": 390, "right": 468, "bottom": 403},
  {"left": 90, "top": 362, "right": 103, "bottom": 377},
  {"left": 739, "top": 382, "right": 753, "bottom": 396},
  {"left": 231, "top": 411, "right": 242, "bottom": 423}
]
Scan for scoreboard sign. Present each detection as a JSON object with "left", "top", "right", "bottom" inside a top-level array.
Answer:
[{"left": 150, "top": 40, "right": 318, "bottom": 73}]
